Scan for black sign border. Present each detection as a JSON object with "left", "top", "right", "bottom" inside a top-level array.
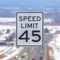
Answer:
[{"left": 16, "top": 12, "right": 43, "bottom": 47}]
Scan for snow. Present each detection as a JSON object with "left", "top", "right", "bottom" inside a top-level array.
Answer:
[{"left": 48, "top": 34, "right": 60, "bottom": 60}]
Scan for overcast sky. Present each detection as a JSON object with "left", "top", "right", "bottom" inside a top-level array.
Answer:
[{"left": 0, "top": 0, "right": 60, "bottom": 9}]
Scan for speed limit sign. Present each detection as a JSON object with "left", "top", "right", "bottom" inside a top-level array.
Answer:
[{"left": 16, "top": 12, "right": 43, "bottom": 45}]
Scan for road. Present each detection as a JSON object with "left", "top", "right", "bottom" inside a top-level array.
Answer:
[{"left": 17, "top": 46, "right": 44, "bottom": 60}]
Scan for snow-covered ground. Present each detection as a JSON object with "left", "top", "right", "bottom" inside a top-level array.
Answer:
[
  {"left": 0, "top": 18, "right": 16, "bottom": 22},
  {"left": 0, "top": 25, "right": 15, "bottom": 30},
  {"left": 44, "top": 25, "right": 60, "bottom": 34}
]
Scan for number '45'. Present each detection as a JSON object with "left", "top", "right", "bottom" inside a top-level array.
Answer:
[{"left": 19, "top": 30, "right": 41, "bottom": 42}]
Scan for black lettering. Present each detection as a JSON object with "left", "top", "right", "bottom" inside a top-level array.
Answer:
[
  {"left": 32, "top": 16, "right": 36, "bottom": 21},
  {"left": 28, "top": 16, "right": 31, "bottom": 21},
  {"left": 37, "top": 16, "right": 41, "bottom": 21},
  {"left": 19, "top": 16, "right": 22, "bottom": 21},
  {"left": 23, "top": 16, "right": 28, "bottom": 21}
]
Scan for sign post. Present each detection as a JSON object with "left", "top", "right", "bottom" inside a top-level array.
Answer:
[{"left": 16, "top": 12, "right": 43, "bottom": 46}]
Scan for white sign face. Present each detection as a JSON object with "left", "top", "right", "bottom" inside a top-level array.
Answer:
[{"left": 16, "top": 12, "right": 43, "bottom": 46}]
